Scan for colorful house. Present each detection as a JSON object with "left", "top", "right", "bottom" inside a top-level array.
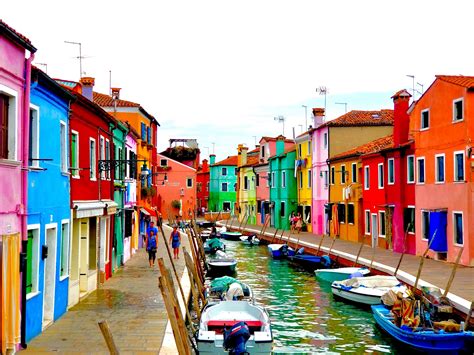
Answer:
[
  {"left": 295, "top": 130, "right": 313, "bottom": 231},
  {"left": 196, "top": 158, "right": 210, "bottom": 215},
  {"left": 209, "top": 154, "right": 238, "bottom": 214},
  {"left": 25, "top": 67, "right": 74, "bottom": 342},
  {"left": 268, "top": 138, "right": 297, "bottom": 230},
  {"left": 0, "top": 20, "right": 36, "bottom": 352},
  {"left": 410, "top": 75, "right": 474, "bottom": 266},
  {"left": 236, "top": 145, "right": 259, "bottom": 224}
]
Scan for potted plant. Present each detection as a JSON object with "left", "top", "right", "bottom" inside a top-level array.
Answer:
[{"left": 171, "top": 199, "right": 181, "bottom": 209}]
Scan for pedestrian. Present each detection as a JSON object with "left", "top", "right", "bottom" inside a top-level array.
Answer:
[
  {"left": 146, "top": 229, "right": 157, "bottom": 267},
  {"left": 295, "top": 212, "right": 303, "bottom": 233},
  {"left": 146, "top": 221, "right": 158, "bottom": 247},
  {"left": 169, "top": 224, "right": 181, "bottom": 259},
  {"left": 289, "top": 212, "right": 295, "bottom": 233}
]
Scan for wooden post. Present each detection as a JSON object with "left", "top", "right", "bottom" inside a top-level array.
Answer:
[
  {"left": 241, "top": 214, "right": 250, "bottom": 233},
  {"left": 443, "top": 247, "right": 464, "bottom": 297},
  {"left": 184, "top": 247, "right": 206, "bottom": 303},
  {"left": 261, "top": 215, "right": 270, "bottom": 237},
  {"left": 237, "top": 212, "right": 247, "bottom": 231},
  {"left": 413, "top": 230, "right": 436, "bottom": 293},
  {"left": 328, "top": 235, "right": 336, "bottom": 254},
  {"left": 353, "top": 241, "right": 364, "bottom": 267},
  {"left": 98, "top": 320, "right": 119, "bottom": 355},
  {"left": 270, "top": 228, "right": 279, "bottom": 243},
  {"left": 184, "top": 227, "right": 205, "bottom": 283},
  {"left": 316, "top": 234, "right": 325, "bottom": 256},
  {"left": 278, "top": 229, "right": 285, "bottom": 243},
  {"left": 464, "top": 301, "right": 474, "bottom": 331},
  {"left": 369, "top": 245, "right": 377, "bottom": 271},
  {"left": 394, "top": 224, "right": 411, "bottom": 276}
]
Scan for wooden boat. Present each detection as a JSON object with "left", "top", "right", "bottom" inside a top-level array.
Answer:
[
  {"left": 331, "top": 276, "right": 407, "bottom": 306},
  {"left": 204, "top": 238, "right": 225, "bottom": 254},
  {"left": 239, "top": 234, "right": 260, "bottom": 245},
  {"left": 220, "top": 231, "right": 243, "bottom": 241},
  {"left": 267, "top": 244, "right": 295, "bottom": 259},
  {"left": 197, "top": 300, "right": 273, "bottom": 354},
  {"left": 372, "top": 304, "right": 474, "bottom": 353},
  {"left": 315, "top": 267, "right": 370, "bottom": 283},
  {"left": 207, "top": 252, "right": 237, "bottom": 276},
  {"left": 289, "top": 253, "right": 333, "bottom": 271}
]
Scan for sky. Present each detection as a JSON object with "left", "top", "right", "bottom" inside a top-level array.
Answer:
[{"left": 3, "top": 1, "right": 474, "bottom": 161}]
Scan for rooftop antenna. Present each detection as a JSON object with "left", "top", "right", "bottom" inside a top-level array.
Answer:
[
  {"left": 406, "top": 75, "right": 415, "bottom": 101},
  {"left": 417, "top": 82, "right": 424, "bottom": 94},
  {"left": 65, "top": 41, "right": 84, "bottom": 79},
  {"left": 335, "top": 102, "right": 348, "bottom": 113},
  {"left": 316, "top": 86, "right": 328, "bottom": 117},
  {"left": 109, "top": 70, "right": 112, "bottom": 96},
  {"left": 274, "top": 115, "right": 285, "bottom": 136},
  {"left": 298, "top": 124, "right": 303, "bottom": 133},
  {"left": 204, "top": 146, "right": 210, "bottom": 157},
  {"left": 301, "top": 105, "right": 308, "bottom": 130},
  {"left": 252, "top": 136, "right": 257, "bottom": 146},
  {"left": 36, "top": 63, "right": 48, "bottom": 74},
  {"left": 211, "top": 142, "right": 215, "bottom": 154}
]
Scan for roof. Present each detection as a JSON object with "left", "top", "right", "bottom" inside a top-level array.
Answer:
[
  {"left": 32, "top": 67, "right": 75, "bottom": 102},
  {"left": 268, "top": 146, "right": 296, "bottom": 160},
  {"left": 213, "top": 155, "right": 238, "bottom": 167},
  {"left": 241, "top": 155, "right": 259, "bottom": 168},
  {"left": 259, "top": 135, "right": 294, "bottom": 144},
  {"left": 329, "top": 135, "right": 394, "bottom": 161},
  {"left": 323, "top": 109, "right": 394, "bottom": 127},
  {"left": 296, "top": 129, "right": 311, "bottom": 139},
  {"left": 0, "top": 19, "right": 36, "bottom": 52},
  {"left": 436, "top": 75, "right": 474, "bottom": 89}
]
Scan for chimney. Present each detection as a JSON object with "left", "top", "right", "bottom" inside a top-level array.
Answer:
[
  {"left": 313, "top": 108, "right": 325, "bottom": 126},
  {"left": 202, "top": 159, "right": 209, "bottom": 172},
  {"left": 276, "top": 135, "right": 285, "bottom": 155},
  {"left": 79, "top": 77, "right": 95, "bottom": 101},
  {"left": 111, "top": 87, "right": 121, "bottom": 100},
  {"left": 391, "top": 89, "right": 411, "bottom": 146},
  {"left": 209, "top": 154, "right": 216, "bottom": 165},
  {"left": 237, "top": 144, "right": 248, "bottom": 167}
]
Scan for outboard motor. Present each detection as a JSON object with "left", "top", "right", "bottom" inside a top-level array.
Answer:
[
  {"left": 321, "top": 255, "right": 332, "bottom": 268},
  {"left": 297, "top": 247, "right": 305, "bottom": 255},
  {"left": 350, "top": 271, "right": 364, "bottom": 279},
  {"left": 280, "top": 244, "right": 288, "bottom": 256},
  {"left": 223, "top": 321, "right": 251, "bottom": 355}
]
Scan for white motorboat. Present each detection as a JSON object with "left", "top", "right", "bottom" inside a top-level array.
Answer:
[
  {"left": 207, "top": 276, "right": 254, "bottom": 304},
  {"left": 197, "top": 300, "right": 273, "bottom": 354},
  {"left": 315, "top": 266, "right": 370, "bottom": 283},
  {"left": 239, "top": 234, "right": 260, "bottom": 245},
  {"left": 331, "top": 275, "right": 407, "bottom": 306}
]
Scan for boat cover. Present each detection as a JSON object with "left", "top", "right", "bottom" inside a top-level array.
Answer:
[{"left": 337, "top": 275, "right": 401, "bottom": 289}]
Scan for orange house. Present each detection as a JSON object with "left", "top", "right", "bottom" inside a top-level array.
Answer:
[{"left": 409, "top": 75, "right": 474, "bottom": 266}]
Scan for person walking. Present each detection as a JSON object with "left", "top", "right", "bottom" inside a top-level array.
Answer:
[
  {"left": 146, "top": 221, "right": 158, "bottom": 246},
  {"left": 289, "top": 212, "right": 295, "bottom": 233},
  {"left": 169, "top": 225, "right": 181, "bottom": 259},
  {"left": 146, "top": 229, "right": 158, "bottom": 267},
  {"left": 295, "top": 212, "right": 303, "bottom": 234}
]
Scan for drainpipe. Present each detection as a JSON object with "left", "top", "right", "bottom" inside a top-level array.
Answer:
[{"left": 20, "top": 51, "right": 34, "bottom": 349}]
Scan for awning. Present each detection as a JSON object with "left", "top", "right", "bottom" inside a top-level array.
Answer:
[
  {"left": 102, "top": 200, "right": 118, "bottom": 215},
  {"left": 73, "top": 201, "right": 106, "bottom": 219},
  {"left": 140, "top": 206, "right": 157, "bottom": 216}
]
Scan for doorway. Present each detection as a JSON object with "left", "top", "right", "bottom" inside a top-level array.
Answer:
[
  {"left": 371, "top": 214, "right": 378, "bottom": 248},
  {"left": 223, "top": 201, "right": 231, "bottom": 212},
  {"left": 43, "top": 225, "right": 57, "bottom": 329},
  {"left": 79, "top": 219, "right": 89, "bottom": 293}
]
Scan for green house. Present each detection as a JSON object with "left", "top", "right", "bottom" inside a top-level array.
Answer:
[{"left": 209, "top": 154, "right": 238, "bottom": 214}]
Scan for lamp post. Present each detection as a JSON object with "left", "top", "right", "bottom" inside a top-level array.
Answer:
[{"left": 301, "top": 105, "right": 308, "bottom": 131}]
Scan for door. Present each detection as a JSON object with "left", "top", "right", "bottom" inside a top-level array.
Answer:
[
  {"left": 371, "top": 214, "right": 378, "bottom": 248},
  {"left": 79, "top": 220, "right": 89, "bottom": 292},
  {"left": 223, "top": 202, "right": 231, "bottom": 212},
  {"left": 43, "top": 226, "right": 57, "bottom": 328},
  {"left": 99, "top": 218, "right": 107, "bottom": 273}
]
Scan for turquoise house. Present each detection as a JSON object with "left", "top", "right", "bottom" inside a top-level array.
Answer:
[{"left": 209, "top": 154, "right": 238, "bottom": 214}]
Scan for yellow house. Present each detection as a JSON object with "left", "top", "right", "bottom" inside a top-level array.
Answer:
[
  {"left": 236, "top": 145, "right": 259, "bottom": 224},
  {"left": 295, "top": 131, "right": 312, "bottom": 232}
]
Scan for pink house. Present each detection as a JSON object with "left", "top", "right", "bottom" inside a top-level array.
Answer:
[{"left": 0, "top": 20, "right": 36, "bottom": 352}]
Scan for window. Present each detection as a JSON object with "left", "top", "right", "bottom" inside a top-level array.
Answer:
[
  {"left": 351, "top": 163, "right": 357, "bottom": 183},
  {"left": 282, "top": 171, "right": 286, "bottom": 188},
  {"left": 261, "top": 146, "right": 265, "bottom": 159},
  {"left": 255, "top": 174, "right": 260, "bottom": 187},
  {"left": 378, "top": 163, "right": 384, "bottom": 189},
  {"left": 453, "top": 98, "right": 464, "bottom": 122},
  {"left": 341, "top": 165, "right": 346, "bottom": 184},
  {"left": 364, "top": 166, "right": 370, "bottom": 190},
  {"left": 453, "top": 212, "right": 464, "bottom": 245},
  {"left": 298, "top": 144, "right": 302, "bottom": 157},
  {"left": 379, "top": 211, "right": 386, "bottom": 237},
  {"left": 454, "top": 151, "right": 465, "bottom": 182},
  {"left": 407, "top": 155, "right": 415, "bottom": 183},
  {"left": 337, "top": 204, "right": 346, "bottom": 223},
  {"left": 116, "top": 147, "right": 123, "bottom": 180},
  {"left": 280, "top": 201, "right": 285, "bottom": 217},
  {"left": 330, "top": 166, "right": 335, "bottom": 185},
  {"left": 271, "top": 172, "right": 275, "bottom": 188},
  {"left": 365, "top": 210, "right": 371, "bottom": 234},
  {"left": 26, "top": 226, "right": 40, "bottom": 295},
  {"left": 0, "top": 87, "right": 18, "bottom": 160},
  {"left": 308, "top": 169, "right": 312, "bottom": 188},
  {"left": 60, "top": 221, "right": 70, "bottom": 278},
  {"left": 435, "top": 154, "right": 445, "bottom": 183},
  {"left": 421, "top": 210, "right": 430, "bottom": 240},
  {"left": 388, "top": 158, "right": 394, "bottom": 184},
  {"left": 147, "top": 126, "right": 151, "bottom": 144},
  {"left": 29, "top": 105, "right": 40, "bottom": 167},
  {"left": 323, "top": 132, "right": 328, "bottom": 149},
  {"left": 105, "top": 139, "right": 110, "bottom": 179},
  {"left": 266, "top": 172, "right": 270, "bottom": 187},
  {"left": 99, "top": 137, "right": 105, "bottom": 179},
  {"left": 234, "top": 182, "right": 237, "bottom": 191},
  {"left": 129, "top": 150, "right": 136, "bottom": 179},
  {"left": 187, "top": 178, "right": 193, "bottom": 188},
  {"left": 308, "top": 140, "right": 311, "bottom": 154},
  {"left": 222, "top": 167, "right": 227, "bottom": 176},
  {"left": 323, "top": 170, "right": 329, "bottom": 187},
  {"left": 206, "top": 182, "right": 209, "bottom": 191},
  {"left": 221, "top": 182, "right": 228, "bottom": 192},
  {"left": 404, "top": 207, "right": 415, "bottom": 234},
  {"left": 298, "top": 171, "right": 303, "bottom": 189},
  {"left": 417, "top": 157, "right": 425, "bottom": 184},
  {"left": 421, "top": 109, "right": 429, "bottom": 130},
  {"left": 141, "top": 122, "right": 146, "bottom": 140},
  {"left": 347, "top": 204, "right": 355, "bottom": 224},
  {"left": 71, "top": 131, "right": 79, "bottom": 177},
  {"left": 60, "top": 121, "right": 67, "bottom": 173},
  {"left": 244, "top": 176, "right": 249, "bottom": 190},
  {"left": 234, "top": 167, "right": 238, "bottom": 175},
  {"left": 160, "top": 159, "right": 168, "bottom": 167},
  {"left": 89, "top": 138, "right": 96, "bottom": 180}
]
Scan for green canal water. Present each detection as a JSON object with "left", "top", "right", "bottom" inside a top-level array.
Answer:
[{"left": 221, "top": 240, "right": 402, "bottom": 354}]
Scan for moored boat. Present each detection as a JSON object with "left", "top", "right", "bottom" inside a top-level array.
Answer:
[
  {"left": 197, "top": 300, "right": 273, "bottom": 354},
  {"left": 240, "top": 234, "right": 260, "bottom": 245},
  {"left": 267, "top": 244, "right": 295, "bottom": 259},
  {"left": 207, "top": 252, "right": 237, "bottom": 277},
  {"left": 315, "top": 266, "right": 370, "bottom": 283},
  {"left": 221, "top": 231, "right": 243, "bottom": 241},
  {"left": 207, "top": 276, "right": 254, "bottom": 303},
  {"left": 288, "top": 248, "right": 333, "bottom": 271},
  {"left": 204, "top": 238, "right": 226, "bottom": 254}
]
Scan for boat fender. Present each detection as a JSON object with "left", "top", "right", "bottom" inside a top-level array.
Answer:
[
  {"left": 297, "top": 247, "right": 305, "bottom": 255},
  {"left": 223, "top": 321, "right": 250, "bottom": 355},
  {"left": 350, "top": 271, "right": 364, "bottom": 279},
  {"left": 321, "top": 255, "right": 332, "bottom": 267}
]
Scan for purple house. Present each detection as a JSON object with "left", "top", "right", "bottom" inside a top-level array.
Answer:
[{"left": 0, "top": 20, "right": 36, "bottom": 352}]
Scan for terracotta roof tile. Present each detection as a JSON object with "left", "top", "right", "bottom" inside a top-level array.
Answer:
[
  {"left": 323, "top": 109, "right": 393, "bottom": 127},
  {"left": 93, "top": 91, "right": 140, "bottom": 107},
  {"left": 0, "top": 19, "right": 36, "bottom": 52},
  {"left": 260, "top": 135, "right": 294, "bottom": 143},
  {"left": 241, "top": 155, "right": 260, "bottom": 168},
  {"left": 330, "top": 135, "right": 394, "bottom": 161},
  {"left": 436, "top": 75, "right": 474, "bottom": 88},
  {"left": 213, "top": 155, "right": 238, "bottom": 166}
]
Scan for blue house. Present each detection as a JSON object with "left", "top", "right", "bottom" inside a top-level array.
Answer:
[{"left": 25, "top": 67, "right": 74, "bottom": 342}]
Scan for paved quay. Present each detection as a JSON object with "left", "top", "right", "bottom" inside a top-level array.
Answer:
[
  {"left": 222, "top": 221, "right": 474, "bottom": 314},
  {"left": 22, "top": 225, "right": 190, "bottom": 354}
]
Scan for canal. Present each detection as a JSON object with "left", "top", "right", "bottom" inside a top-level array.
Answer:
[{"left": 219, "top": 240, "right": 401, "bottom": 354}]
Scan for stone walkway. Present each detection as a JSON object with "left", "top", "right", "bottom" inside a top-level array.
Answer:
[{"left": 23, "top": 226, "right": 189, "bottom": 354}]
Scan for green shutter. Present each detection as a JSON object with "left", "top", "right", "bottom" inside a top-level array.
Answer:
[
  {"left": 26, "top": 231, "right": 33, "bottom": 294},
  {"left": 71, "top": 133, "right": 77, "bottom": 170}
]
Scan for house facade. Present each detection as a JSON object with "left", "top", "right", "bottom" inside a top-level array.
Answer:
[
  {"left": 209, "top": 155, "right": 238, "bottom": 214},
  {"left": 295, "top": 130, "right": 312, "bottom": 231},
  {"left": 236, "top": 145, "right": 259, "bottom": 224},
  {"left": 196, "top": 158, "right": 210, "bottom": 215}
]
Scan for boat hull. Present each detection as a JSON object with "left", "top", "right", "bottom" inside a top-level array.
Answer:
[
  {"left": 289, "top": 255, "right": 328, "bottom": 271},
  {"left": 207, "top": 260, "right": 237, "bottom": 277},
  {"left": 315, "top": 267, "right": 370, "bottom": 283},
  {"left": 221, "top": 231, "right": 243, "bottom": 241},
  {"left": 267, "top": 244, "right": 295, "bottom": 259},
  {"left": 331, "top": 284, "right": 384, "bottom": 305},
  {"left": 372, "top": 305, "right": 474, "bottom": 353}
]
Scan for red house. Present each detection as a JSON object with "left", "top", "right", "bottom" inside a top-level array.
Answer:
[
  {"left": 361, "top": 90, "right": 416, "bottom": 254},
  {"left": 58, "top": 77, "right": 118, "bottom": 307},
  {"left": 197, "top": 159, "right": 210, "bottom": 215}
]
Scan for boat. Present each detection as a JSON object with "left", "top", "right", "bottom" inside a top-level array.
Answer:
[
  {"left": 204, "top": 238, "right": 226, "bottom": 255},
  {"left": 331, "top": 275, "right": 407, "bottom": 306},
  {"left": 267, "top": 244, "right": 295, "bottom": 259},
  {"left": 221, "top": 231, "right": 243, "bottom": 241},
  {"left": 288, "top": 248, "right": 333, "bottom": 271},
  {"left": 239, "top": 234, "right": 260, "bottom": 245},
  {"left": 200, "top": 229, "right": 211, "bottom": 241},
  {"left": 315, "top": 266, "right": 370, "bottom": 283},
  {"left": 197, "top": 300, "right": 273, "bottom": 354},
  {"left": 197, "top": 221, "right": 215, "bottom": 228},
  {"left": 372, "top": 304, "right": 474, "bottom": 353},
  {"left": 207, "top": 276, "right": 254, "bottom": 304},
  {"left": 207, "top": 251, "right": 237, "bottom": 276}
]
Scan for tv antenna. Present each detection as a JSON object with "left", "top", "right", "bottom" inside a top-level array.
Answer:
[
  {"left": 335, "top": 102, "right": 348, "bottom": 113},
  {"left": 316, "top": 86, "right": 328, "bottom": 115},
  {"left": 35, "top": 63, "right": 48, "bottom": 74},
  {"left": 274, "top": 115, "right": 285, "bottom": 136},
  {"left": 65, "top": 41, "right": 89, "bottom": 79}
]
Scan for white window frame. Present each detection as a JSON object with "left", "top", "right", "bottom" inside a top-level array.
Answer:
[
  {"left": 416, "top": 157, "right": 425, "bottom": 184},
  {"left": 421, "top": 210, "right": 430, "bottom": 241},
  {"left": 266, "top": 172, "right": 270, "bottom": 187},
  {"left": 280, "top": 201, "right": 286, "bottom": 218},
  {"left": 60, "top": 220, "right": 70, "bottom": 280},
  {"left": 29, "top": 104, "right": 40, "bottom": 168},
  {"left": 105, "top": 138, "right": 111, "bottom": 180},
  {"left": 99, "top": 136, "right": 105, "bottom": 179},
  {"left": 60, "top": 121, "right": 68, "bottom": 173},
  {"left": 186, "top": 177, "right": 193, "bottom": 188},
  {"left": 341, "top": 164, "right": 346, "bottom": 184},
  {"left": 308, "top": 169, "right": 312, "bottom": 188},
  {"left": 298, "top": 170, "right": 303, "bottom": 189},
  {"left": 378, "top": 210, "right": 386, "bottom": 238},
  {"left": 221, "top": 182, "right": 228, "bottom": 192},
  {"left": 222, "top": 167, "right": 227, "bottom": 176},
  {"left": 364, "top": 210, "right": 371, "bottom": 235},
  {"left": 244, "top": 175, "right": 249, "bottom": 190},
  {"left": 435, "top": 153, "right": 445, "bottom": 184},
  {"left": 421, "top": 108, "right": 430, "bottom": 130},
  {"left": 323, "top": 170, "right": 329, "bottom": 188},
  {"left": 282, "top": 171, "right": 287, "bottom": 188},
  {"left": 453, "top": 211, "right": 464, "bottom": 246},
  {"left": 453, "top": 150, "right": 465, "bottom": 182},
  {"left": 364, "top": 166, "right": 370, "bottom": 190},
  {"left": 351, "top": 162, "right": 357, "bottom": 183},
  {"left": 71, "top": 130, "right": 80, "bottom": 178},
  {"left": 307, "top": 140, "right": 311, "bottom": 155},
  {"left": 378, "top": 163, "right": 384, "bottom": 189},
  {"left": 407, "top": 155, "right": 415, "bottom": 183},
  {"left": 271, "top": 172, "right": 275, "bottom": 188},
  {"left": 387, "top": 158, "right": 395, "bottom": 185},
  {"left": 26, "top": 224, "right": 41, "bottom": 299},
  {"left": 453, "top": 97, "right": 464, "bottom": 123},
  {"left": 298, "top": 144, "right": 302, "bottom": 158},
  {"left": 406, "top": 205, "right": 416, "bottom": 235},
  {"left": 0, "top": 84, "right": 18, "bottom": 161},
  {"left": 89, "top": 137, "right": 97, "bottom": 181}
]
